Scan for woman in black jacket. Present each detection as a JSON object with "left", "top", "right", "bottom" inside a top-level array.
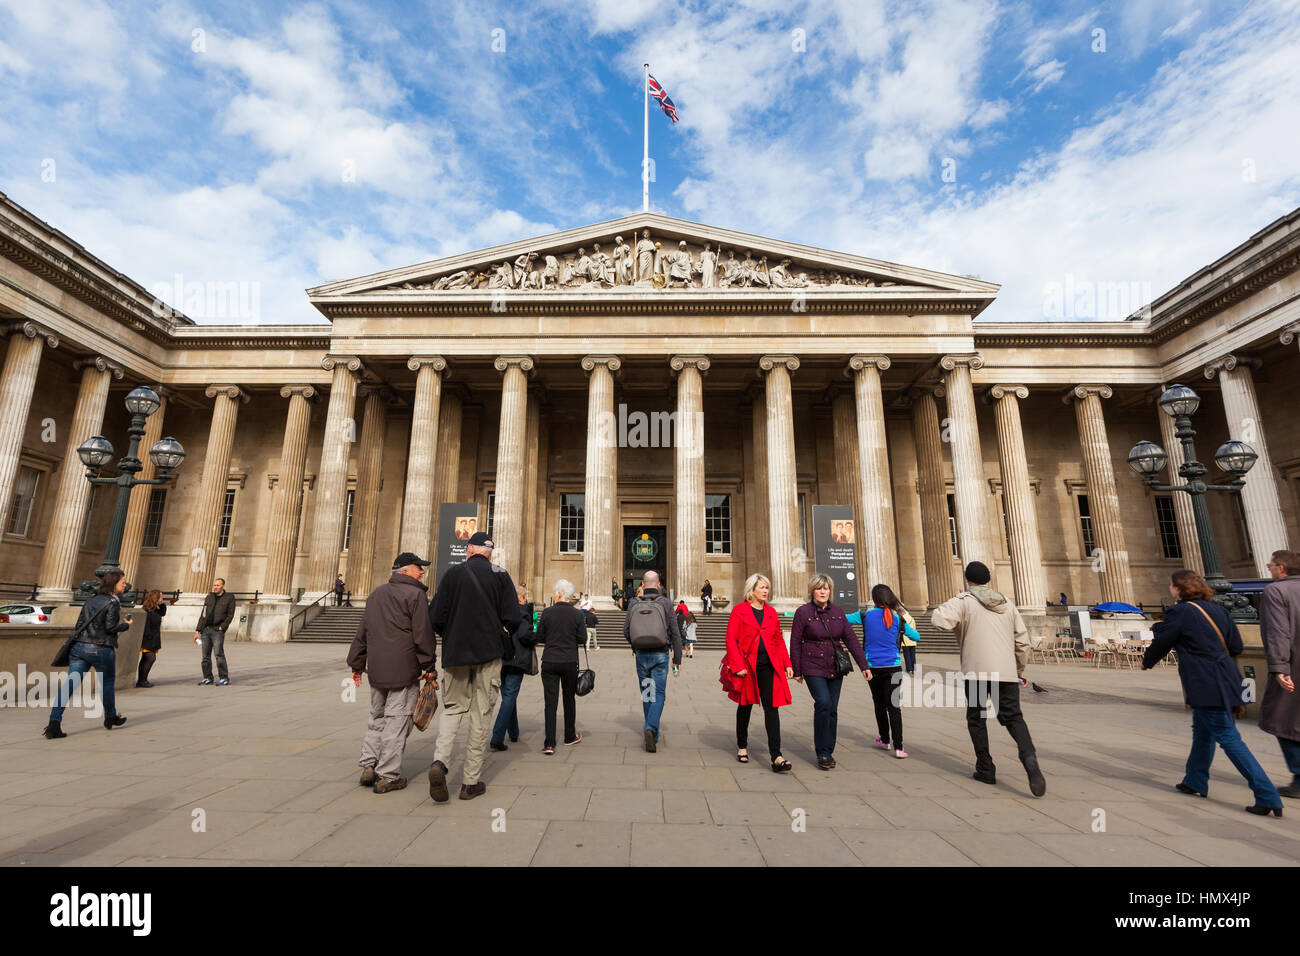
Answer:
[
  {"left": 536, "top": 579, "right": 586, "bottom": 754},
  {"left": 1143, "top": 569, "right": 1283, "bottom": 816},
  {"left": 136, "top": 589, "right": 167, "bottom": 687},
  {"left": 490, "top": 586, "right": 538, "bottom": 751},
  {"left": 44, "top": 570, "right": 133, "bottom": 738}
]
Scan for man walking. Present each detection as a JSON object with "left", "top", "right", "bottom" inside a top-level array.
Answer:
[
  {"left": 335, "top": 575, "right": 346, "bottom": 607},
  {"left": 193, "top": 577, "right": 235, "bottom": 686},
  {"left": 347, "top": 553, "right": 438, "bottom": 794},
  {"left": 624, "top": 570, "right": 682, "bottom": 752},
  {"left": 701, "top": 579, "right": 713, "bottom": 615},
  {"left": 426, "top": 531, "right": 521, "bottom": 801},
  {"left": 1260, "top": 549, "right": 1300, "bottom": 798},
  {"left": 931, "top": 561, "right": 1045, "bottom": 797}
]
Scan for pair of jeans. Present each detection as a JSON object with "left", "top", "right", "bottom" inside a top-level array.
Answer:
[
  {"left": 868, "top": 666, "right": 904, "bottom": 750},
  {"left": 491, "top": 667, "right": 524, "bottom": 745},
  {"left": 541, "top": 661, "right": 577, "bottom": 748},
  {"left": 737, "top": 660, "right": 782, "bottom": 761},
  {"left": 200, "top": 627, "right": 228, "bottom": 681},
  {"left": 964, "top": 679, "right": 1035, "bottom": 775},
  {"left": 1184, "top": 706, "right": 1282, "bottom": 807},
  {"left": 1278, "top": 736, "right": 1300, "bottom": 785},
  {"left": 51, "top": 643, "right": 115, "bottom": 722},
  {"left": 803, "top": 675, "right": 843, "bottom": 760},
  {"left": 901, "top": 645, "right": 916, "bottom": 674},
  {"left": 635, "top": 650, "right": 670, "bottom": 740}
]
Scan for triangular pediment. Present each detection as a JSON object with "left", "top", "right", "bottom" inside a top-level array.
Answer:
[{"left": 307, "top": 213, "right": 998, "bottom": 299}]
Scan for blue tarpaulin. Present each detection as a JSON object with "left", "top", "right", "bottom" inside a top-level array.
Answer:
[{"left": 1092, "top": 601, "right": 1145, "bottom": 614}]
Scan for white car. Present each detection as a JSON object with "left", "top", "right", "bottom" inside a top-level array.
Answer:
[{"left": 0, "top": 603, "right": 54, "bottom": 624}]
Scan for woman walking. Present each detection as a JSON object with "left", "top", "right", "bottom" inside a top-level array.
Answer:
[
  {"left": 1143, "top": 570, "right": 1283, "bottom": 816},
  {"left": 536, "top": 579, "right": 586, "bottom": 754},
  {"left": 790, "top": 573, "right": 869, "bottom": 769},
  {"left": 848, "top": 584, "right": 920, "bottom": 758},
  {"left": 490, "top": 585, "right": 537, "bottom": 752},
  {"left": 682, "top": 609, "right": 698, "bottom": 658},
  {"left": 43, "top": 570, "right": 133, "bottom": 738},
  {"left": 724, "top": 573, "right": 795, "bottom": 771},
  {"left": 136, "top": 589, "right": 167, "bottom": 688}
]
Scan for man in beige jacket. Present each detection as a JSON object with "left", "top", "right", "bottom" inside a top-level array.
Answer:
[{"left": 931, "top": 561, "right": 1046, "bottom": 797}]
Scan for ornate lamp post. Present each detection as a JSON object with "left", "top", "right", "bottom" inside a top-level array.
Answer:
[
  {"left": 72, "top": 386, "right": 186, "bottom": 603},
  {"left": 1127, "top": 383, "right": 1258, "bottom": 622}
]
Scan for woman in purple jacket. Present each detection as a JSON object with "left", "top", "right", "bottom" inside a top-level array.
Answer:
[{"left": 790, "top": 573, "right": 869, "bottom": 770}]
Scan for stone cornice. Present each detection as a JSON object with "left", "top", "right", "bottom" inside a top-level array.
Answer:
[
  {"left": 1203, "top": 354, "right": 1262, "bottom": 378},
  {"left": 313, "top": 297, "right": 987, "bottom": 320},
  {"left": 205, "top": 384, "right": 251, "bottom": 403},
  {"left": 1063, "top": 384, "right": 1113, "bottom": 404}
]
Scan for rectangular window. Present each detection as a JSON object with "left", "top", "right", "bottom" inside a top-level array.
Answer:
[
  {"left": 80, "top": 486, "right": 98, "bottom": 547},
  {"left": 1077, "top": 494, "right": 1096, "bottom": 557},
  {"left": 6, "top": 466, "right": 39, "bottom": 537},
  {"left": 142, "top": 489, "right": 167, "bottom": 548},
  {"left": 342, "top": 489, "right": 356, "bottom": 551},
  {"left": 946, "top": 493, "right": 959, "bottom": 557},
  {"left": 559, "top": 493, "right": 584, "bottom": 553},
  {"left": 486, "top": 491, "right": 496, "bottom": 540},
  {"left": 217, "top": 488, "right": 237, "bottom": 549},
  {"left": 797, "top": 492, "right": 807, "bottom": 551},
  {"left": 1154, "top": 495, "right": 1182, "bottom": 560},
  {"left": 705, "top": 494, "right": 732, "bottom": 555},
  {"left": 1234, "top": 494, "right": 1252, "bottom": 560}
]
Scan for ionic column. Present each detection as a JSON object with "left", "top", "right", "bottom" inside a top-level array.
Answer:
[
  {"left": 399, "top": 356, "right": 446, "bottom": 557},
  {"left": 989, "top": 385, "right": 1046, "bottom": 613},
  {"left": 940, "top": 355, "right": 997, "bottom": 586},
  {"left": 119, "top": 386, "right": 170, "bottom": 584},
  {"left": 583, "top": 356, "right": 622, "bottom": 608},
  {"left": 262, "top": 386, "right": 316, "bottom": 601},
  {"left": 304, "top": 356, "right": 362, "bottom": 599},
  {"left": 36, "top": 357, "right": 124, "bottom": 601},
  {"left": 848, "top": 354, "right": 898, "bottom": 589},
  {"left": 523, "top": 391, "right": 543, "bottom": 592},
  {"left": 760, "top": 354, "right": 801, "bottom": 607},
  {"left": 1156, "top": 396, "right": 1203, "bottom": 575},
  {"left": 911, "top": 386, "right": 956, "bottom": 605},
  {"left": 750, "top": 391, "right": 770, "bottom": 573},
  {"left": 1065, "top": 384, "right": 1134, "bottom": 604},
  {"left": 671, "top": 356, "right": 708, "bottom": 609},
  {"left": 492, "top": 355, "right": 534, "bottom": 575},
  {"left": 1205, "top": 355, "right": 1290, "bottom": 577},
  {"left": 347, "top": 388, "right": 388, "bottom": 598},
  {"left": 0, "top": 322, "right": 58, "bottom": 534},
  {"left": 830, "top": 391, "right": 866, "bottom": 593},
  {"left": 179, "top": 384, "right": 249, "bottom": 600},
  {"left": 432, "top": 389, "right": 464, "bottom": 506}
]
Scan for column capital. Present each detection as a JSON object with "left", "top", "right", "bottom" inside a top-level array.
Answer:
[
  {"left": 758, "top": 354, "right": 800, "bottom": 374},
  {"left": 321, "top": 354, "right": 364, "bottom": 373},
  {"left": 407, "top": 355, "right": 448, "bottom": 374},
  {"left": 939, "top": 353, "right": 984, "bottom": 372},
  {"left": 73, "top": 355, "right": 126, "bottom": 380},
  {"left": 1203, "top": 353, "right": 1261, "bottom": 379},
  {"left": 205, "top": 384, "right": 251, "bottom": 403},
  {"left": 1062, "top": 384, "right": 1113, "bottom": 404},
  {"left": 582, "top": 355, "right": 624, "bottom": 374},
  {"left": 906, "top": 383, "right": 946, "bottom": 402},
  {"left": 279, "top": 384, "right": 318, "bottom": 401},
  {"left": 494, "top": 354, "right": 536, "bottom": 375},
  {"left": 846, "top": 354, "right": 891, "bottom": 375},
  {"left": 1280, "top": 322, "right": 1300, "bottom": 346},
  {"left": 987, "top": 384, "right": 1029, "bottom": 402},
  {"left": 6, "top": 320, "right": 59, "bottom": 348},
  {"left": 668, "top": 355, "right": 708, "bottom": 375}
]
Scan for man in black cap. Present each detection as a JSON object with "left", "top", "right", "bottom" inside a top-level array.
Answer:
[
  {"left": 426, "top": 532, "right": 521, "bottom": 801},
  {"left": 347, "top": 552, "right": 437, "bottom": 794}
]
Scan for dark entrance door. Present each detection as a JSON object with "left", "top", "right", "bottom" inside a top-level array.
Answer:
[{"left": 623, "top": 525, "right": 667, "bottom": 595}]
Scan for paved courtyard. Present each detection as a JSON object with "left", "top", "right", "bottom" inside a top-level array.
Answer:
[{"left": 1, "top": 641, "right": 1297, "bottom": 867}]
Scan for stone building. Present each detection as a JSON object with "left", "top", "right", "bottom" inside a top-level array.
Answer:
[{"left": 1, "top": 190, "right": 1296, "bottom": 639}]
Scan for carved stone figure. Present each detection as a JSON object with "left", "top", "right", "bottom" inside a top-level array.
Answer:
[
  {"left": 513, "top": 251, "right": 536, "bottom": 288},
  {"left": 699, "top": 243, "right": 717, "bottom": 288},
  {"left": 591, "top": 243, "right": 614, "bottom": 285},
  {"left": 635, "top": 229, "right": 655, "bottom": 283},
  {"left": 613, "top": 235, "right": 632, "bottom": 285},
  {"left": 540, "top": 254, "right": 560, "bottom": 288},
  {"left": 720, "top": 249, "right": 742, "bottom": 287},
  {"left": 667, "top": 240, "right": 692, "bottom": 287},
  {"left": 574, "top": 247, "right": 592, "bottom": 284},
  {"left": 769, "top": 259, "right": 806, "bottom": 288},
  {"left": 488, "top": 262, "right": 514, "bottom": 289}
]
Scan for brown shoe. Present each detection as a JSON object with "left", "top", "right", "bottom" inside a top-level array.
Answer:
[
  {"left": 427, "top": 760, "right": 450, "bottom": 803},
  {"left": 372, "top": 775, "right": 407, "bottom": 794},
  {"left": 359, "top": 767, "right": 378, "bottom": 787},
  {"left": 459, "top": 781, "right": 487, "bottom": 800}
]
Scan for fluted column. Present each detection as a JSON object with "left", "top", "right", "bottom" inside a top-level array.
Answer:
[
  {"left": 750, "top": 391, "right": 770, "bottom": 574},
  {"left": 911, "top": 387, "right": 955, "bottom": 605},
  {"left": 760, "top": 355, "right": 801, "bottom": 607},
  {"left": 0, "top": 322, "right": 58, "bottom": 534},
  {"left": 830, "top": 391, "right": 867, "bottom": 593},
  {"left": 671, "top": 356, "right": 708, "bottom": 609},
  {"left": 523, "top": 391, "right": 543, "bottom": 592},
  {"left": 179, "top": 384, "right": 249, "bottom": 599},
  {"left": 1156, "top": 397, "right": 1203, "bottom": 574},
  {"left": 492, "top": 355, "right": 533, "bottom": 575},
  {"left": 1066, "top": 384, "right": 1134, "bottom": 604},
  {"left": 990, "top": 385, "right": 1045, "bottom": 613},
  {"left": 583, "top": 356, "right": 622, "bottom": 607},
  {"left": 119, "top": 386, "right": 170, "bottom": 584},
  {"left": 941, "top": 355, "right": 997, "bottom": 586},
  {"left": 305, "top": 355, "right": 362, "bottom": 599},
  {"left": 347, "top": 388, "right": 388, "bottom": 598},
  {"left": 262, "top": 386, "right": 316, "bottom": 601},
  {"left": 432, "top": 390, "right": 464, "bottom": 506},
  {"left": 848, "top": 354, "right": 898, "bottom": 589},
  {"left": 1205, "top": 355, "right": 1290, "bottom": 576},
  {"left": 37, "top": 357, "right": 123, "bottom": 601},
  {"left": 399, "top": 356, "right": 446, "bottom": 557}
]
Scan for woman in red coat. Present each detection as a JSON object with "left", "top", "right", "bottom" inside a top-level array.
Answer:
[{"left": 725, "top": 572, "right": 795, "bottom": 771}]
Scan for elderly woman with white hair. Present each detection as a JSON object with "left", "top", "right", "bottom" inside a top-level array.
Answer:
[
  {"left": 536, "top": 578, "right": 587, "bottom": 754},
  {"left": 724, "top": 572, "right": 795, "bottom": 771}
]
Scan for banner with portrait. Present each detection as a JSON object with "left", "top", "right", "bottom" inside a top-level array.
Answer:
[
  {"left": 435, "top": 503, "right": 480, "bottom": 587},
  {"left": 812, "top": 504, "right": 859, "bottom": 610}
]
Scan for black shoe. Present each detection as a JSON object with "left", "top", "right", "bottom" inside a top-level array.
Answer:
[
  {"left": 509, "top": 736, "right": 519, "bottom": 743},
  {"left": 1245, "top": 804, "right": 1283, "bottom": 817},
  {"left": 1277, "top": 784, "right": 1300, "bottom": 799},
  {"left": 972, "top": 770, "right": 997, "bottom": 785},
  {"left": 644, "top": 729, "right": 657, "bottom": 753},
  {"left": 42, "top": 721, "right": 65, "bottom": 740},
  {"left": 459, "top": 781, "right": 487, "bottom": 800},
  {"left": 427, "top": 760, "right": 450, "bottom": 803},
  {"left": 104, "top": 714, "right": 127, "bottom": 730},
  {"left": 817, "top": 758, "right": 834, "bottom": 771},
  {"left": 1023, "top": 755, "right": 1046, "bottom": 797},
  {"left": 198, "top": 678, "right": 213, "bottom": 685},
  {"left": 135, "top": 681, "right": 153, "bottom": 688},
  {"left": 489, "top": 741, "right": 509, "bottom": 752},
  {"left": 1175, "top": 782, "right": 1207, "bottom": 798}
]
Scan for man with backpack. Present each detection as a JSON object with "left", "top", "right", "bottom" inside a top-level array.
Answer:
[{"left": 623, "top": 570, "right": 683, "bottom": 752}]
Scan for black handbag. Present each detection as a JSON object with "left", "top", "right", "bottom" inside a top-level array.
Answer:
[
  {"left": 576, "top": 645, "right": 596, "bottom": 697},
  {"left": 51, "top": 599, "right": 112, "bottom": 668},
  {"left": 819, "top": 616, "right": 853, "bottom": 677}
]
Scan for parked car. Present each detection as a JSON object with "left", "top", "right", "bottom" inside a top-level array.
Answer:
[{"left": 0, "top": 604, "right": 54, "bottom": 624}]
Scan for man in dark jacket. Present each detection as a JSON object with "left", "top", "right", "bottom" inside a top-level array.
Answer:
[
  {"left": 1261, "top": 549, "right": 1300, "bottom": 798},
  {"left": 193, "top": 578, "right": 236, "bottom": 685},
  {"left": 623, "top": 570, "right": 682, "bottom": 753},
  {"left": 347, "top": 552, "right": 437, "bottom": 794},
  {"left": 426, "top": 532, "right": 521, "bottom": 801}
]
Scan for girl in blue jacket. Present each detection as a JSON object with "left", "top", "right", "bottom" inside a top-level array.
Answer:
[{"left": 847, "top": 584, "right": 920, "bottom": 758}]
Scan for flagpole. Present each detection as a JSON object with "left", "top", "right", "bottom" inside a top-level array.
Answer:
[{"left": 642, "top": 62, "right": 649, "bottom": 212}]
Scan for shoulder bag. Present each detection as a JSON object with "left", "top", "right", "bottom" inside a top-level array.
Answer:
[
  {"left": 576, "top": 644, "right": 596, "bottom": 697},
  {"left": 819, "top": 615, "right": 853, "bottom": 676},
  {"left": 51, "top": 598, "right": 112, "bottom": 668},
  {"left": 1188, "top": 600, "right": 1248, "bottom": 718}
]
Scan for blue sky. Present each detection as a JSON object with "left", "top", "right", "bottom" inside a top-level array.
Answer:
[{"left": 1, "top": 0, "right": 1298, "bottom": 324}]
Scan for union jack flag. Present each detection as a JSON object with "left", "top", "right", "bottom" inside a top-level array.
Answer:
[{"left": 648, "top": 74, "right": 679, "bottom": 123}]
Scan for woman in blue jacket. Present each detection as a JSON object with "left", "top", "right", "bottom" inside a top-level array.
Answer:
[
  {"left": 847, "top": 584, "right": 920, "bottom": 758},
  {"left": 1143, "top": 570, "right": 1282, "bottom": 816}
]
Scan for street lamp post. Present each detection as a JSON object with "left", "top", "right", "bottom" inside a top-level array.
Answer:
[
  {"left": 1128, "top": 383, "right": 1258, "bottom": 623},
  {"left": 72, "top": 386, "right": 186, "bottom": 604}
]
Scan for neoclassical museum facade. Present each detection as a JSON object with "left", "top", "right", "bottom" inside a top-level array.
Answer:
[{"left": 1, "top": 189, "right": 1297, "bottom": 638}]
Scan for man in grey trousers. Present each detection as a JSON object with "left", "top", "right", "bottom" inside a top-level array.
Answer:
[{"left": 193, "top": 577, "right": 236, "bottom": 686}]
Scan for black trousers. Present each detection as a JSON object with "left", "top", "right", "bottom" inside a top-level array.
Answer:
[
  {"left": 868, "top": 665, "right": 904, "bottom": 749},
  {"left": 541, "top": 661, "right": 578, "bottom": 748},
  {"left": 964, "top": 679, "right": 1036, "bottom": 773},
  {"left": 736, "top": 660, "right": 782, "bottom": 761}
]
